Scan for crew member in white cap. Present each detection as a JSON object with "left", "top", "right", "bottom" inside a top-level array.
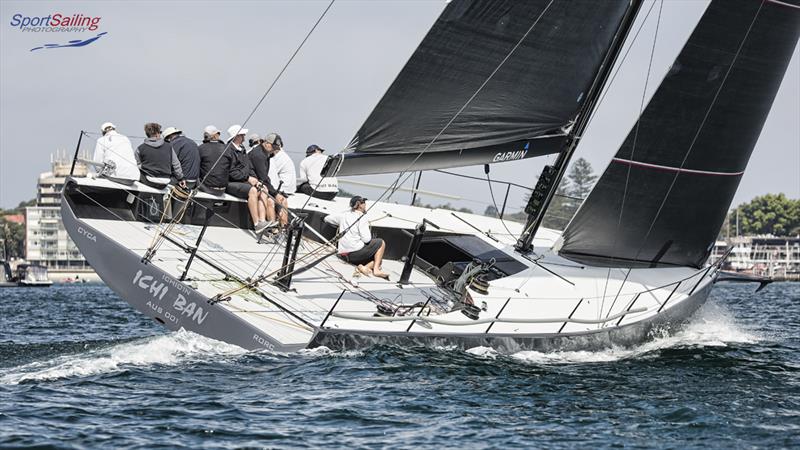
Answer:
[
  {"left": 198, "top": 125, "right": 232, "bottom": 192},
  {"left": 163, "top": 126, "right": 199, "bottom": 189},
  {"left": 92, "top": 122, "right": 140, "bottom": 184}
]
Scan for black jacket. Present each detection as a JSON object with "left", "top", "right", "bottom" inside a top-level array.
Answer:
[
  {"left": 198, "top": 140, "right": 232, "bottom": 188},
  {"left": 248, "top": 146, "right": 278, "bottom": 196},
  {"left": 228, "top": 144, "right": 254, "bottom": 182}
]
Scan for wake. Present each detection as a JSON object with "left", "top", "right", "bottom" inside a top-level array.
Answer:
[{"left": 0, "top": 329, "right": 245, "bottom": 385}]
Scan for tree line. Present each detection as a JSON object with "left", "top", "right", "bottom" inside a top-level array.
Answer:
[
  {"left": 723, "top": 193, "right": 800, "bottom": 237},
  {"left": 0, "top": 199, "right": 35, "bottom": 259}
]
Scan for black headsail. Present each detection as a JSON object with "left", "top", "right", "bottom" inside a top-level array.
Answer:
[
  {"left": 324, "top": 0, "right": 633, "bottom": 177},
  {"left": 559, "top": 0, "right": 800, "bottom": 269}
]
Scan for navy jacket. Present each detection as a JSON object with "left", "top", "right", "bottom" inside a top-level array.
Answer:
[{"left": 170, "top": 135, "right": 200, "bottom": 181}]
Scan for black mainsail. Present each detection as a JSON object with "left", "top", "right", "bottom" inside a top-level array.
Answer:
[
  {"left": 559, "top": 0, "right": 800, "bottom": 268},
  {"left": 325, "top": 0, "right": 633, "bottom": 177}
]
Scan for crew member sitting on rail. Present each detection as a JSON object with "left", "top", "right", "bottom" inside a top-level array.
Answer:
[
  {"left": 135, "top": 122, "right": 185, "bottom": 189},
  {"left": 265, "top": 133, "right": 296, "bottom": 195},
  {"left": 163, "top": 126, "right": 199, "bottom": 189},
  {"left": 92, "top": 121, "right": 140, "bottom": 185},
  {"left": 248, "top": 135, "right": 285, "bottom": 228},
  {"left": 198, "top": 125, "right": 231, "bottom": 194},
  {"left": 226, "top": 125, "right": 272, "bottom": 235},
  {"left": 324, "top": 196, "right": 389, "bottom": 280},
  {"left": 297, "top": 144, "right": 338, "bottom": 201}
]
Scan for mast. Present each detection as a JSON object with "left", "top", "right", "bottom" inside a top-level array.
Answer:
[{"left": 515, "top": 0, "right": 644, "bottom": 254}]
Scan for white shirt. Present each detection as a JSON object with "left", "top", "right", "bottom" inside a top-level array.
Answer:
[
  {"left": 324, "top": 209, "right": 372, "bottom": 254},
  {"left": 268, "top": 149, "right": 296, "bottom": 194},
  {"left": 93, "top": 130, "right": 140, "bottom": 181},
  {"left": 298, "top": 152, "right": 338, "bottom": 193}
]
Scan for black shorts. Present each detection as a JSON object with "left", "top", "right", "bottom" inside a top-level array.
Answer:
[
  {"left": 343, "top": 238, "right": 383, "bottom": 265},
  {"left": 198, "top": 184, "right": 226, "bottom": 196},
  {"left": 298, "top": 182, "right": 337, "bottom": 201},
  {"left": 226, "top": 182, "right": 253, "bottom": 199}
]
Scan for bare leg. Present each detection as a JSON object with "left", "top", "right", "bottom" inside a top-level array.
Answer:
[
  {"left": 373, "top": 240, "right": 389, "bottom": 278},
  {"left": 257, "top": 193, "right": 266, "bottom": 222},
  {"left": 278, "top": 197, "right": 289, "bottom": 226},
  {"left": 264, "top": 195, "right": 276, "bottom": 222},
  {"left": 247, "top": 188, "right": 260, "bottom": 225}
]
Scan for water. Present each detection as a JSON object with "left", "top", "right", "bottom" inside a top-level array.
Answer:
[{"left": 1, "top": 283, "right": 798, "bottom": 449}]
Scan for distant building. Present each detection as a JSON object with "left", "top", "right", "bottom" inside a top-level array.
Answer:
[
  {"left": 25, "top": 152, "right": 95, "bottom": 278},
  {"left": 712, "top": 235, "right": 800, "bottom": 280}
]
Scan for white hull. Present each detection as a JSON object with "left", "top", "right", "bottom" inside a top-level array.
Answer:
[{"left": 62, "top": 177, "right": 718, "bottom": 353}]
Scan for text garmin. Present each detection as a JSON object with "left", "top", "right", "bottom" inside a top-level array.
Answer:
[
  {"left": 10, "top": 13, "right": 101, "bottom": 32},
  {"left": 492, "top": 149, "right": 528, "bottom": 162}
]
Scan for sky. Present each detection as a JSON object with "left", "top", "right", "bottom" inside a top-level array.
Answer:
[{"left": 1, "top": 0, "right": 798, "bottom": 216}]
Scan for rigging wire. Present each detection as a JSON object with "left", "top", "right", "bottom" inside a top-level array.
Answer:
[
  {"left": 195, "top": 0, "right": 336, "bottom": 192},
  {"left": 616, "top": 0, "right": 765, "bottom": 306},
  {"left": 485, "top": 172, "right": 517, "bottom": 239},
  {"left": 601, "top": 0, "right": 664, "bottom": 321},
  {"left": 213, "top": 0, "right": 560, "bottom": 295},
  {"left": 85, "top": 0, "right": 561, "bottom": 303},
  {"left": 134, "top": 0, "right": 336, "bottom": 263}
]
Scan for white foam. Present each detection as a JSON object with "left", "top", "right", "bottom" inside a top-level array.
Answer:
[
  {"left": 298, "top": 346, "right": 364, "bottom": 358},
  {"left": 1, "top": 329, "right": 246, "bottom": 385},
  {"left": 465, "top": 346, "right": 499, "bottom": 358},
  {"left": 509, "top": 301, "right": 758, "bottom": 365}
]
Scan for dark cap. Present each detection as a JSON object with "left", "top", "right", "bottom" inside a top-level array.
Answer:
[
  {"left": 306, "top": 144, "right": 324, "bottom": 155},
  {"left": 349, "top": 195, "right": 367, "bottom": 208}
]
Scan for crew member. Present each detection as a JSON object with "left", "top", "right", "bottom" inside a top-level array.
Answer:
[
  {"left": 163, "top": 126, "right": 200, "bottom": 189},
  {"left": 248, "top": 136, "right": 285, "bottom": 228},
  {"left": 297, "top": 144, "right": 338, "bottom": 201},
  {"left": 226, "top": 124, "right": 271, "bottom": 234},
  {"left": 264, "top": 133, "right": 296, "bottom": 194},
  {"left": 324, "top": 196, "right": 389, "bottom": 279},
  {"left": 92, "top": 122, "right": 140, "bottom": 184},
  {"left": 197, "top": 125, "right": 231, "bottom": 194},
  {"left": 135, "top": 122, "right": 185, "bottom": 189}
]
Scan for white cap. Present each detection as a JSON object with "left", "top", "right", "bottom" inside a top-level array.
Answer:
[
  {"left": 101, "top": 122, "right": 116, "bottom": 132},
  {"left": 163, "top": 126, "right": 181, "bottom": 138},
  {"left": 203, "top": 125, "right": 221, "bottom": 136},
  {"left": 227, "top": 124, "right": 248, "bottom": 140}
]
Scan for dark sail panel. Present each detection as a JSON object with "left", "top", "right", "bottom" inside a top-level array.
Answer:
[
  {"left": 559, "top": 0, "right": 800, "bottom": 268},
  {"left": 348, "top": 0, "right": 630, "bottom": 155},
  {"left": 327, "top": 135, "right": 563, "bottom": 177}
]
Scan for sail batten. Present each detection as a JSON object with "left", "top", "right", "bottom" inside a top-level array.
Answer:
[{"left": 559, "top": 0, "right": 800, "bottom": 269}]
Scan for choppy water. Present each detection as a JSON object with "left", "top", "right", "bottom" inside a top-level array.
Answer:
[{"left": 1, "top": 283, "right": 798, "bottom": 449}]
